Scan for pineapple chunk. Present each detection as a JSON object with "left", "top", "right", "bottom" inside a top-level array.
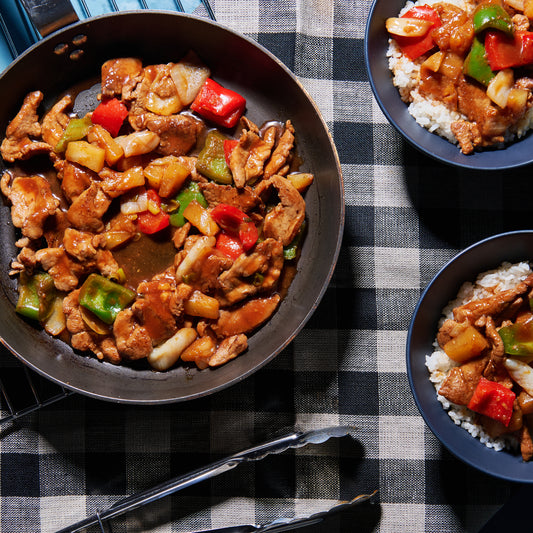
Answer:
[
  {"left": 181, "top": 336, "right": 216, "bottom": 369},
  {"left": 184, "top": 290, "right": 220, "bottom": 320},
  {"left": 183, "top": 200, "right": 219, "bottom": 236},
  {"left": 144, "top": 156, "right": 190, "bottom": 197},
  {"left": 443, "top": 325, "right": 489, "bottom": 363},
  {"left": 422, "top": 51, "right": 444, "bottom": 73},
  {"left": 287, "top": 172, "right": 314, "bottom": 193},
  {"left": 87, "top": 124, "right": 124, "bottom": 166},
  {"left": 65, "top": 141, "right": 105, "bottom": 173},
  {"left": 525, "top": 0, "right": 533, "bottom": 18}
]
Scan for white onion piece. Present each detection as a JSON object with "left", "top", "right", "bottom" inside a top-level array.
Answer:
[
  {"left": 147, "top": 327, "right": 198, "bottom": 371},
  {"left": 120, "top": 189, "right": 147, "bottom": 215}
]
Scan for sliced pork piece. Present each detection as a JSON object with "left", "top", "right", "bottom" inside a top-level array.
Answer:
[
  {"left": 263, "top": 120, "right": 295, "bottom": 179},
  {"left": 482, "top": 315, "right": 505, "bottom": 359},
  {"left": 96, "top": 212, "right": 137, "bottom": 251},
  {"left": 199, "top": 182, "right": 262, "bottom": 213},
  {"left": 35, "top": 247, "right": 84, "bottom": 291},
  {"left": 66, "top": 182, "right": 112, "bottom": 233},
  {"left": 450, "top": 120, "right": 481, "bottom": 155},
  {"left": 43, "top": 210, "right": 70, "bottom": 248},
  {"left": 60, "top": 161, "right": 95, "bottom": 203},
  {"left": 521, "top": 423, "right": 533, "bottom": 462},
  {"left": 255, "top": 174, "right": 305, "bottom": 246},
  {"left": 41, "top": 95, "right": 72, "bottom": 147},
  {"left": 172, "top": 222, "right": 191, "bottom": 250},
  {"left": 1, "top": 174, "right": 60, "bottom": 240},
  {"left": 132, "top": 274, "right": 192, "bottom": 346},
  {"left": 129, "top": 64, "right": 183, "bottom": 116},
  {"left": 10, "top": 246, "right": 37, "bottom": 275},
  {"left": 456, "top": 78, "right": 526, "bottom": 147},
  {"left": 209, "top": 334, "right": 248, "bottom": 367},
  {"left": 101, "top": 57, "right": 143, "bottom": 99},
  {"left": 214, "top": 294, "right": 281, "bottom": 337},
  {"left": 63, "top": 228, "right": 97, "bottom": 261},
  {"left": 453, "top": 280, "right": 532, "bottom": 323},
  {"left": 438, "top": 356, "right": 489, "bottom": 406},
  {"left": 95, "top": 250, "right": 121, "bottom": 279},
  {"left": 99, "top": 166, "right": 145, "bottom": 198},
  {"left": 184, "top": 251, "right": 230, "bottom": 294},
  {"left": 218, "top": 238, "right": 284, "bottom": 305},
  {"left": 113, "top": 308, "right": 152, "bottom": 360},
  {"left": 512, "top": 14, "right": 530, "bottom": 32},
  {"left": 130, "top": 112, "right": 203, "bottom": 156},
  {"left": 228, "top": 126, "right": 277, "bottom": 187},
  {"left": 0, "top": 91, "right": 51, "bottom": 162}
]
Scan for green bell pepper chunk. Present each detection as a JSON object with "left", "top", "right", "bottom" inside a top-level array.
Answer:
[
  {"left": 79, "top": 273, "right": 136, "bottom": 324},
  {"left": 196, "top": 130, "right": 233, "bottom": 184},
  {"left": 283, "top": 220, "right": 307, "bottom": 260},
  {"left": 16, "top": 271, "right": 56, "bottom": 321},
  {"left": 55, "top": 115, "right": 93, "bottom": 153},
  {"left": 473, "top": 4, "right": 514, "bottom": 37},
  {"left": 169, "top": 181, "right": 208, "bottom": 227},
  {"left": 464, "top": 37, "right": 495, "bottom": 86},
  {"left": 498, "top": 321, "right": 533, "bottom": 356}
]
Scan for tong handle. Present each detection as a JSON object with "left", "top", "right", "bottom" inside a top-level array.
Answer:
[{"left": 19, "top": 0, "right": 78, "bottom": 37}]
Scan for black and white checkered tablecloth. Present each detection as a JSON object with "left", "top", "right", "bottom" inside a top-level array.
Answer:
[{"left": 1, "top": 0, "right": 531, "bottom": 531}]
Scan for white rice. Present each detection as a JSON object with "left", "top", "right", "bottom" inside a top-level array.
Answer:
[
  {"left": 425, "top": 261, "right": 533, "bottom": 452},
  {"left": 387, "top": 0, "right": 533, "bottom": 146}
]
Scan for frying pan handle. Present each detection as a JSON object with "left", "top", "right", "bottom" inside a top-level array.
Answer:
[{"left": 19, "top": 0, "right": 79, "bottom": 37}]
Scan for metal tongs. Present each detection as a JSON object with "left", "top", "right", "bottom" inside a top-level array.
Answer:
[{"left": 56, "top": 426, "right": 377, "bottom": 533}]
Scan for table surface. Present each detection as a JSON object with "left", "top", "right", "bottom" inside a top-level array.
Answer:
[{"left": 1, "top": 1, "right": 532, "bottom": 532}]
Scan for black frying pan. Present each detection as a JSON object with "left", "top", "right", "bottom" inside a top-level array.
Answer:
[{"left": 0, "top": 9, "right": 344, "bottom": 403}]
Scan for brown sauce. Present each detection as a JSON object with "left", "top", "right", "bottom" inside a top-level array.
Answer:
[{"left": 112, "top": 229, "right": 176, "bottom": 289}]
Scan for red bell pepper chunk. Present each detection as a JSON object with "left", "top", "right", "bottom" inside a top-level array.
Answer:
[
  {"left": 216, "top": 231, "right": 244, "bottom": 260},
  {"left": 190, "top": 78, "right": 246, "bottom": 128},
  {"left": 210, "top": 203, "right": 258, "bottom": 252},
  {"left": 224, "top": 139, "right": 239, "bottom": 166},
  {"left": 91, "top": 97, "right": 129, "bottom": 137},
  {"left": 467, "top": 377, "right": 516, "bottom": 427},
  {"left": 211, "top": 203, "right": 248, "bottom": 229},
  {"left": 394, "top": 5, "right": 442, "bottom": 60},
  {"left": 239, "top": 221, "right": 259, "bottom": 252},
  {"left": 485, "top": 30, "right": 533, "bottom": 70},
  {"left": 137, "top": 189, "right": 170, "bottom": 234}
]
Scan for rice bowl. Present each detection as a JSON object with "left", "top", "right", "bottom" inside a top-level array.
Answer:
[
  {"left": 406, "top": 231, "right": 533, "bottom": 481},
  {"left": 425, "top": 261, "right": 533, "bottom": 455},
  {"left": 387, "top": 0, "right": 533, "bottom": 153}
]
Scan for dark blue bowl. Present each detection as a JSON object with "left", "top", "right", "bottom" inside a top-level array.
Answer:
[
  {"left": 365, "top": 0, "right": 533, "bottom": 170},
  {"left": 407, "top": 231, "right": 533, "bottom": 482}
]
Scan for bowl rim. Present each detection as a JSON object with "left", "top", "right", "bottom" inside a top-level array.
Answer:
[
  {"left": 364, "top": 0, "right": 533, "bottom": 171},
  {"left": 406, "top": 230, "right": 533, "bottom": 482}
]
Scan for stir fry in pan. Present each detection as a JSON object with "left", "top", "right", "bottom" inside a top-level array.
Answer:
[{"left": 0, "top": 52, "right": 313, "bottom": 371}]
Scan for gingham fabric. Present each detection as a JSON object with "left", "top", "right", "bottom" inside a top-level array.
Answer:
[{"left": 0, "top": 0, "right": 528, "bottom": 531}]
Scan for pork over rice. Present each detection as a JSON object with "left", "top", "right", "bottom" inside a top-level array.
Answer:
[
  {"left": 426, "top": 261, "right": 533, "bottom": 460},
  {"left": 387, "top": 0, "right": 533, "bottom": 154}
]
